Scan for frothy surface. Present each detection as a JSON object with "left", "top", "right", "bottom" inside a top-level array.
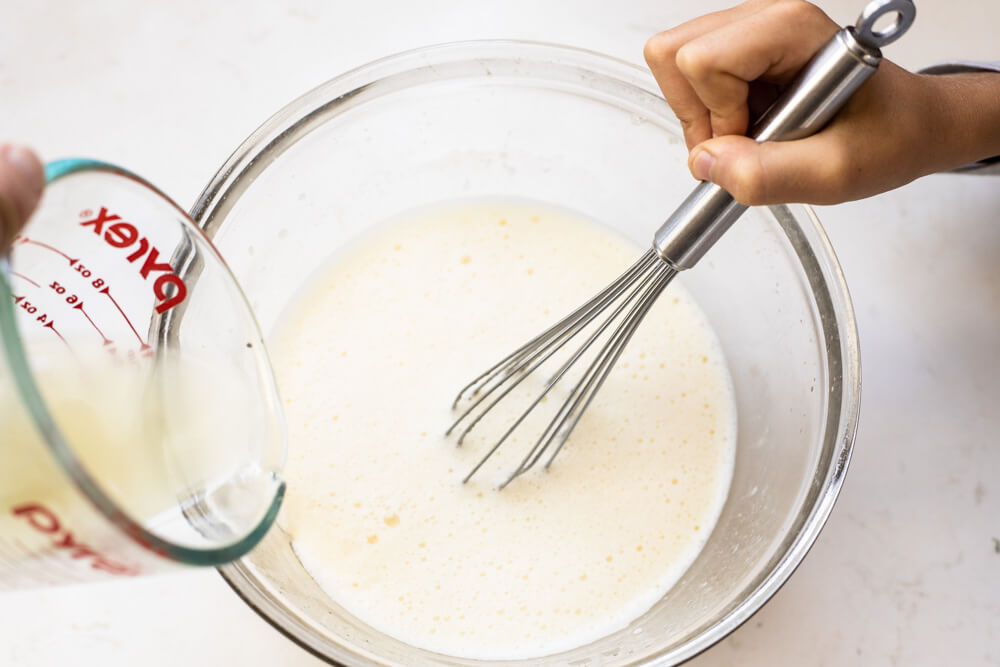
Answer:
[{"left": 273, "top": 200, "right": 737, "bottom": 659}]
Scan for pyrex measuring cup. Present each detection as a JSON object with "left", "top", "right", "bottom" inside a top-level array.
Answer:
[{"left": 0, "top": 159, "right": 286, "bottom": 589}]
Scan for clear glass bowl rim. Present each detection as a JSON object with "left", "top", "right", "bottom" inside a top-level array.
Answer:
[{"left": 194, "top": 39, "right": 862, "bottom": 666}]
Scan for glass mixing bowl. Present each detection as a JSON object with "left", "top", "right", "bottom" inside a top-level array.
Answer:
[{"left": 191, "top": 41, "right": 860, "bottom": 666}]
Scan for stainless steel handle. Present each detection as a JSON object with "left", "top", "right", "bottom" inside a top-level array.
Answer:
[{"left": 652, "top": 0, "right": 915, "bottom": 270}]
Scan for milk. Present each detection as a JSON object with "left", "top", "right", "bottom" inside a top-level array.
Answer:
[{"left": 273, "top": 199, "right": 737, "bottom": 659}]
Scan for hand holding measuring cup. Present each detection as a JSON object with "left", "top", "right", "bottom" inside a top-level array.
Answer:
[
  {"left": 0, "top": 143, "right": 45, "bottom": 250},
  {"left": 0, "top": 158, "right": 287, "bottom": 589}
]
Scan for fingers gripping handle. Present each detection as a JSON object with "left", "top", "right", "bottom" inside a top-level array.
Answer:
[
  {"left": 652, "top": 0, "right": 914, "bottom": 270},
  {"left": 651, "top": 29, "right": 883, "bottom": 270}
]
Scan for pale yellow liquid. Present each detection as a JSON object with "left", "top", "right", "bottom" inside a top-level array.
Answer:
[
  {"left": 0, "top": 354, "right": 262, "bottom": 587},
  {"left": 274, "top": 200, "right": 737, "bottom": 659}
]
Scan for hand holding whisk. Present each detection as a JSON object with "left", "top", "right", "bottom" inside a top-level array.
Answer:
[{"left": 449, "top": 0, "right": 915, "bottom": 488}]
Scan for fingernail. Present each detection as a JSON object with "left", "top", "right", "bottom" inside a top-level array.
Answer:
[
  {"left": 4, "top": 144, "right": 44, "bottom": 194},
  {"left": 691, "top": 149, "right": 715, "bottom": 182}
]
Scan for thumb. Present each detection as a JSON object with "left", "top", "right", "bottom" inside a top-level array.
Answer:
[
  {"left": 0, "top": 144, "right": 45, "bottom": 251},
  {"left": 688, "top": 134, "right": 846, "bottom": 206}
]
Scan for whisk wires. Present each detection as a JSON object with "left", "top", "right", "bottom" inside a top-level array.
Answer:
[{"left": 448, "top": 249, "right": 677, "bottom": 488}]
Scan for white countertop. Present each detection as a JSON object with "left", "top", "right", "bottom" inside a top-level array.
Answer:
[{"left": 2, "top": 1, "right": 998, "bottom": 665}]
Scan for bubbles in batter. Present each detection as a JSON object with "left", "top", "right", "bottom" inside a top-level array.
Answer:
[{"left": 272, "top": 199, "right": 736, "bottom": 660}]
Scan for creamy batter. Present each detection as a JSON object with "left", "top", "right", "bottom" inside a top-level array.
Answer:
[{"left": 273, "top": 200, "right": 737, "bottom": 659}]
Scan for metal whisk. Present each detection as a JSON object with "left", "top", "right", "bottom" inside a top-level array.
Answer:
[{"left": 449, "top": 0, "right": 914, "bottom": 488}]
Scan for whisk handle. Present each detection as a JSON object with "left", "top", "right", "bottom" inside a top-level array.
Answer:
[{"left": 652, "top": 0, "right": 915, "bottom": 270}]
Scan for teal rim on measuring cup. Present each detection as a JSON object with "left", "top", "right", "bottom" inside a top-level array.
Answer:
[{"left": 0, "top": 159, "right": 286, "bottom": 582}]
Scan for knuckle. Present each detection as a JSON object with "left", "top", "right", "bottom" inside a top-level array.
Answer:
[
  {"left": 643, "top": 30, "right": 683, "bottom": 68},
  {"left": 766, "top": 0, "right": 830, "bottom": 31},
  {"left": 674, "top": 42, "right": 711, "bottom": 82},
  {"left": 727, "top": 152, "right": 769, "bottom": 205}
]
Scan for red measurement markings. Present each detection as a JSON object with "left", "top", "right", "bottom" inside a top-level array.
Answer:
[
  {"left": 18, "top": 237, "right": 78, "bottom": 265},
  {"left": 16, "top": 230, "right": 151, "bottom": 352},
  {"left": 9, "top": 271, "right": 40, "bottom": 288},
  {"left": 100, "top": 286, "right": 150, "bottom": 351},
  {"left": 48, "top": 281, "right": 112, "bottom": 346},
  {"left": 84, "top": 276, "right": 149, "bottom": 350},
  {"left": 47, "top": 322, "right": 67, "bottom": 345},
  {"left": 11, "top": 295, "right": 67, "bottom": 346},
  {"left": 74, "top": 302, "right": 111, "bottom": 345}
]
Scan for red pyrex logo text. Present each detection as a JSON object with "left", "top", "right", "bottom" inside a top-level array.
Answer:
[
  {"left": 80, "top": 207, "right": 188, "bottom": 314},
  {"left": 12, "top": 503, "right": 140, "bottom": 577}
]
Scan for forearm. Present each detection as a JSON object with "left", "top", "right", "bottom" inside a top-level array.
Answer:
[{"left": 920, "top": 70, "right": 1000, "bottom": 175}]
